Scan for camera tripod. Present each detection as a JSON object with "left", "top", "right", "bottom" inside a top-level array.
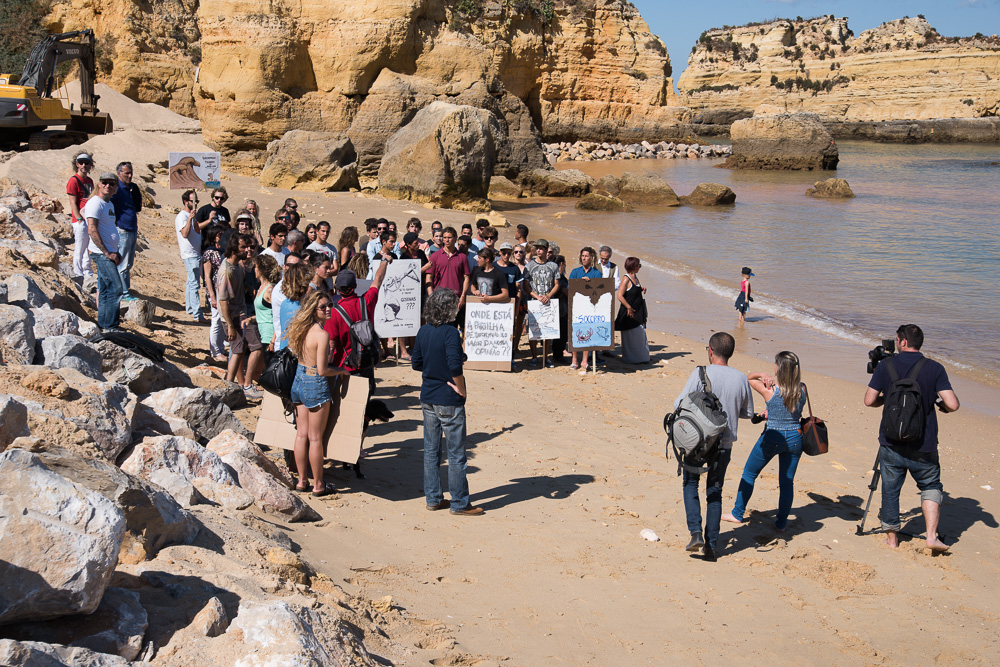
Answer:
[{"left": 856, "top": 449, "right": 922, "bottom": 538}]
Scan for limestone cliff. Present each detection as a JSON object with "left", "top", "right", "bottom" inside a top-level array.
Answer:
[
  {"left": 677, "top": 16, "right": 1000, "bottom": 123},
  {"left": 45, "top": 0, "right": 685, "bottom": 176}
]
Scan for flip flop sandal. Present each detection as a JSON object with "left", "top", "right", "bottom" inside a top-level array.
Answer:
[{"left": 312, "top": 485, "right": 335, "bottom": 498}]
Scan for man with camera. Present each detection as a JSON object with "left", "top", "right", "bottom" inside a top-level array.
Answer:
[{"left": 864, "top": 324, "right": 960, "bottom": 552}]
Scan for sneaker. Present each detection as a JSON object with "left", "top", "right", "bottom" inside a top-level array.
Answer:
[
  {"left": 121, "top": 295, "right": 139, "bottom": 303},
  {"left": 450, "top": 506, "right": 484, "bottom": 516},
  {"left": 685, "top": 533, "right": 705, "bottom": 552},
  {"left": 545, "top": 359, "right": 555, "bottom": 368},
  {"left": 242, "top": 385, "right": 263, "bottom": 400}
]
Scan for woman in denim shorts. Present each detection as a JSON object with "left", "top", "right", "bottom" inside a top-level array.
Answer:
[{"left": 285, "top": 289, "right": 348, "bottom": 497}]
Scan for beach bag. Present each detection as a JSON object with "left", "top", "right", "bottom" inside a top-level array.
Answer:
[
  {"left": 879, "top": 357, "right": 928, "bottom": 446},
  {"left": 334, "top": 301, "right": 381, "bottom": 371},
  {"left": 664, "top": 366, "right": 728, "bottom": 475},
  {"left": 259, "top": 347, "right": 296, "bottom": 400},
  {"left": 799, "top": 383, "right": 829, "bottom": 456}
]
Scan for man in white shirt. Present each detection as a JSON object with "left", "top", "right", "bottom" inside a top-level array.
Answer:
[
  {"left": 598, "top": 245, "right": 620, "bottom": 290},
  {"left": 86, "top": 172, "right": 122, "bottom": 331},
  {"left": 259, "top": 223, "right": 289, "bottom": 267},
  {"left": 175, "top": 190, "right": 205, "bottom": 322}
]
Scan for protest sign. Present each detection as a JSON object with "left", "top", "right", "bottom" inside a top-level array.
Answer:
[
  {"left": 168, "top": 152, "right": 221, "bottom": 189},
  {"left": 464, "top": 296, "right": 514, "bottom": 371},
  {"left": 526, "top": 299, "right": 559, "bottom": 340},
  {"left": 372, "top": 259, "right": 421, "bottom": 338},
  {"left": 254, "top": 374, "right": 370, "bottom": 464},
  {"left": 568, "top": 278, "right": 615, "bottom": 351}
]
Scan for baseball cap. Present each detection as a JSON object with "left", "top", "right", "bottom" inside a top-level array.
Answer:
[
  {"left": 498, "top": 242, "right": 513, "bottom": 250},
  {"left": 335, "top": 270, "right": 357, "bottom": 290},
  {"left": 75, "top": 153, "right": 92, "bottom": 163},
  {"left": 403, "top": 231, "right": 419, "bottom": 245},
  {"left": 534, "top": 238, "right": 549, "bottom": 249},
  {"left": 98, "top": 172, "right": 117, "bottom": 183},
  {"left": 741, "top": 266, "right": 754, "bottom": 276}
]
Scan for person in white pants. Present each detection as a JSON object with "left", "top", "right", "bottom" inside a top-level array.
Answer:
[{"left": 66, "top": 152, "right": 95, "bottom": 288}]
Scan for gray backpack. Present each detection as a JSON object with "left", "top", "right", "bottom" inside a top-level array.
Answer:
[{"left": 664, "top": 366, "right": 729, "bottom": 475}]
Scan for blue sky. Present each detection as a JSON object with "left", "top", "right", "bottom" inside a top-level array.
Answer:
[{"left": 630, "top": 0, "right": 1000, "bottom": 82}]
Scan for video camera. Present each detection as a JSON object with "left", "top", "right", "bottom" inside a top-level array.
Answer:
[{"left": 867, "top": 339, "right": 895, "bottom": 374}]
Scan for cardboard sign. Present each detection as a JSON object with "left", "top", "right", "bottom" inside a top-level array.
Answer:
[
  {"left": 253, "top": 374, "right": 370, "bottom": 464},
  {"left": 526, "top": 299, "right": 559, "bottom": 340},
  {"left": 372, "top": 259, "right": 421, "bottom": 338},
  {"left": 464, "top": 296, "right": 514, "bottom": 371},
  {"left": 168, "top": 152, "right": 222, "bottom": 190},
  {"left": 568, "top": 278, "right": 616, "bottom": 351}
]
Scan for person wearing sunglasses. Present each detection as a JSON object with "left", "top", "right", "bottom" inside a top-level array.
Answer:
[
  {"left": 66, "top": 152, "right": 95, "bottom": 290},
  {"left": 111, "top": 161, "right": 143, "bottom": 302},
  {"left": 195, "top": 186, "right": 231, "bottom": 230}
]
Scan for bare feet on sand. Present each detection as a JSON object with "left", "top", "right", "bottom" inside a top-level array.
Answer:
[
  {"left": 926, "top": 537, "right": 950, "bottom": 553},
  {"left": 721, "top": 513, "right": 741, "bottom": 524}
]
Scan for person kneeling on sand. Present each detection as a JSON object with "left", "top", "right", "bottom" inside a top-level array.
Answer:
[
  {"left": 863, "top": 324, "right": 959, "bottom": 552},
  {"left": 412, "top": 289, "right": 483, "bottom": 516},
  {"left": 675, "top": 332, "right": 753, "bottom": 561}
]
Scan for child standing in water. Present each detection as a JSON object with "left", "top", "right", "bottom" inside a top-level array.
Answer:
[{"left": 735, "top": 266, "right": 753, "bottom": 323}]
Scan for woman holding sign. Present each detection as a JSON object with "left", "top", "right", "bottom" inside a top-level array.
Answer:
[{"left": 614, "top": 256, "right": 649, "bottom": 364}]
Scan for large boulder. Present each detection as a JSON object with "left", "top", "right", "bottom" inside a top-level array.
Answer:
[
  {"left": 378, "top": 101, "right": 503, "bottom": 209},
  {"left": 186, "top": 367, "right": 246, "bottom": 410},
  {"left": 529, "top": 168, "right": 595, "bottom": 197},
  {"left": 130, "top": 402, "right": 198, "bottom": 440},
  {"left": 207, "top": 430, "right": 319, "bottom": 522},
  {"left": 95, "top": 340, "right": 191, "bottom": 395},
  {"left": 576, "top": 193, "right": 632, "bottom": 212},
  {"left": 41, "top": 334, "right": 104, "bottom": 380},
  {"left": 0, "top": 587, "right": 148, "bottom": 661},
  {"left": 806, "top": 178, "right": 855, "bottom": 198},
  {"left": 120, "top": 435, "right": 253, "bottom": 510},
  {"left": 51, "top": 369, "right": 133, "bottom": 462},
  {"left": 617, "top": 172, "right": 681, "bottom": 207},
  {"left": 488, "top": 175, "right": 523, "bottom": 199},
  {"left": 30, "top": 307, "right": 80, "bottom": 339},
  {"left": 4, "top": 274, "right": 50, "bottom": 309},
  {"left": 259, "top": 131, "right": 360, "bottom": 192},
  {"left": 0, "top": 449, "right": 126, "bottom": 624},
  {"left": 123, "top": 299, "right": 156, "bottom": 328},
  {"left": 34, "top": 446, "right": 199, "bottom": 564},
  {"left": 0, "top": 304, "right": 36, "bottom": 364},
  {"left": 141, "top": 387, "right": 249, "bottom": 441},
  {"left": 682, "top": 183, "right": 737, "bottom": 206},
  {"left": 0, "top": 394, "right": 30, "bottom": 452},
  {"left": 724, "top": 113, "right": 839, "bottom": 170},
  {"left": 0, "top": 639, "right": 135, "bottom": 666}
]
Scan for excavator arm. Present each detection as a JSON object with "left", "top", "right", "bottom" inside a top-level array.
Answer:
[{"left": 18, "top": 29, "right": 100, "bottom": 113}]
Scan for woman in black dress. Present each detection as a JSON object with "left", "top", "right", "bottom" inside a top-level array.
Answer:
[{"left": 614, "top": 256, "right": 649, "bottom": 363}]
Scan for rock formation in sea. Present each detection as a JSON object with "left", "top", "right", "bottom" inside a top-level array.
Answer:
[
  {"left": 44, "top": 0, "right": 687, "bottom": 178},
  {"left": 677, "top": 16, "right": 1000, "bottom": 125}
]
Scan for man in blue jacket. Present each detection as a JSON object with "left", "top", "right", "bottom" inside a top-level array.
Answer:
[
  {"left": 411, "top": 288, "right": 483, "bottom": 516},
  {"left": 111, "top": 161, "right": 143, "bottom": 301}
]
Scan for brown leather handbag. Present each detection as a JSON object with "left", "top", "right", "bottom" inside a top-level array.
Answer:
[{"left": 800, "top": 384, "right": 829, "bottom": 456}]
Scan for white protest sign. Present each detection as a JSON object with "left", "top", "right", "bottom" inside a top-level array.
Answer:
[
  {"left": 464, "top": 298, "right": 514, "bottom": 371},
  {"left": 169, "top": 152, "right": 221, "bottom": 189},
  {"left": 373, "top": 259, "right": 422, "bottom": 338},
  {"left": 526, "top": 299, "right": 559, "bottom": 340}
]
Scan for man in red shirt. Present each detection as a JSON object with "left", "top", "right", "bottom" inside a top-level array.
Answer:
[{"left": 425, "top": 227, "right": 470, "bottom": 331}]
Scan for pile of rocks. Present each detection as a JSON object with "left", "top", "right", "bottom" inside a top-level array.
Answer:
[{"left": 543, "top": 140, "right": 732, "bottom": 163}]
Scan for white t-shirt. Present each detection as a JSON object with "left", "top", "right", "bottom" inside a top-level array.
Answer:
[
  {"left": 175, "top": 210, "right": 201, "bottom": 260},
  {"left": 260, "top": 246, "right": 288, "bottom": 267},
  {"left": 271, "top": 278, "right": 287, "bottom": 342},
  {"left": 83, "top": 196, "right": 118, "bottom": 254}
]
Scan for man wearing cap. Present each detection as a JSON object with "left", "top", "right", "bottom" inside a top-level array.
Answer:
[
  {"left": 324, "top": 245, "right": 393, "bottom": 389},
  {"left": 111, "top": 161, "right": 143, "bottom": 302},
  {"left": 67, "top": 152, "right": 95, "bottom": 289},
  {"left": 86, "top": 173, "right": 123, "bottom": 331}
]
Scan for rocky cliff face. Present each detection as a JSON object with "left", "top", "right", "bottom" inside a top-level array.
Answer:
[
  {"left": 677, "top": 16, "right": 1000, "bottom": 123},
  {"left": 46, "top": 0, "right": 684, "bottom": 176}
]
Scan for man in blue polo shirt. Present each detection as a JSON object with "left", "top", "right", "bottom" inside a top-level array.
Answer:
[
  {"left": 864, "top": 324, "right": 960, "bottom": 553},
  {"left": 111, "top": 161, "right": 143, "bottom": 301}
]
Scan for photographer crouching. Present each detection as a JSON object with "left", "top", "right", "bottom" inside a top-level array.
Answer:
[{"left": 863, "top": 324, "right": 960, "bottom": 552}]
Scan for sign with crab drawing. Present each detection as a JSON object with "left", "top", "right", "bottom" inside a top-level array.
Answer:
[{"left": 568, "top": 278, "right": 615, "bottom": 351}]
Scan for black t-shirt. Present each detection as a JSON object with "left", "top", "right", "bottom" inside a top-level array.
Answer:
[
  {"left": 402, "top": 248, "right": 429, "bottom": 267},
  {"left": 868, "top": 351, "right": 952, "bottom": 453},
  {"left": 497, "top": 263, "right": 521, "bottom": 298},
  {"left": 195, "top": 204, "right": 231, "bottom": 228},
  {"left": 471, "top": 266, "right": 507, "bottom": 297}
]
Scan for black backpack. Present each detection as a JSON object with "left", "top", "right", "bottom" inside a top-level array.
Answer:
[
  {"left": 880, "top": 357, "right": 928, "bottom": 446},
  {"left": 334, "top": 300, "right": 381, "bottom": 371}
]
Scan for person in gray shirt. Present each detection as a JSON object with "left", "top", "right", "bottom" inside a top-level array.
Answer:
[{"left": 673, "top": 331, "right": 753, "bottom": 562}]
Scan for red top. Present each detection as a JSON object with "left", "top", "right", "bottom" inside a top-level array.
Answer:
[
  {"left": 428, "top": 248, "right": 470, "bottom": 292},
  {"left": 66, "top": 174, "right": 93, "bottom": 223},
  {"left": 741, "top": 278, "right": 751, "bottom": 299},
  {"left": 324, "top": 287, "right": 379, "bottom": 370}
]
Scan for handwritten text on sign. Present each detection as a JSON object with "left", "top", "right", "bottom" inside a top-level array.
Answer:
[
  {"left": 373, "top": 259, "right": 422, "bottom": 338},
  {"left": 464, "top": 300, "right": 514, "bottom": 365}
]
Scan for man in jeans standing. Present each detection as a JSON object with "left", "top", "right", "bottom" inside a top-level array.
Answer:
[
  {"left": 111, "top": 161, "right": 142, "bottom": 301},
  {"left": 175, "top": 190, "right": 204, "bottom": 322},
  {"left": 86, "top": 173, "right": 123, "bottom": 332},
  {"left": 672, "top": 332, "right": 753, "bottom": 561},
  {"left": 411, "top": 288, "right": 483, "bottom": 516}
]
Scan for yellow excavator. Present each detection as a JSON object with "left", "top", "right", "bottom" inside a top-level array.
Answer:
[{"left": 0, "top": 29, "right": 113, "bottom": 150}]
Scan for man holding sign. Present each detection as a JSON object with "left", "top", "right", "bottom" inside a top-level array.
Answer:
[{"left": 522, "top": 239, "right": 560, "bottom": 367}]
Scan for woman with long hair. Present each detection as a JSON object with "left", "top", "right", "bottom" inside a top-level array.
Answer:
[
  {"left": 276, "top": 262, "right": 314, "bottom": 351},
  {"left": 723, "top": 351, "right": 808, "bottom": 532},
  {"left": 202, "top": 226, "right": 227, "bottom": 362},
  {"left": 346, "top": 251, "right": 369, "bottom": 280},
  {"left": 252, "top": 254, "right": 281, "bottom": 352},
  {"left": 285, "top": 289, "right": 347, "bottom": 496},
  {"left": 243, "top": 199, "right": 263, "bottom": 245},
  {"left": 614, "top": 256, "right": 649, "bottom": 364},
  {"left": 304, "top": 223, "right": 318, "bottom": 244},
  {"left": 308, "top": 250, "right": 333, "bottom": 291},
  {"left": 338, "top": 226, "right": 359, "bottom": 269}
]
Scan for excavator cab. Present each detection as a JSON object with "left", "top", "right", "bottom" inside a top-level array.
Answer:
[{"left": 0, "top": 29, "right": 113, "bottom": 150}]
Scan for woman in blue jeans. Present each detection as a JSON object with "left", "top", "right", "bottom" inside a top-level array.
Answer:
[{"left": 723, "top": 351, "right": 808, "bottom": 532}]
